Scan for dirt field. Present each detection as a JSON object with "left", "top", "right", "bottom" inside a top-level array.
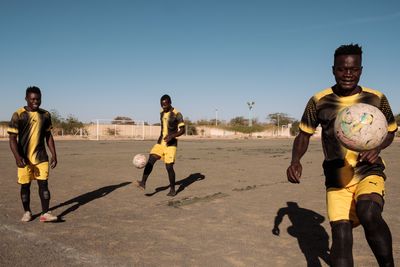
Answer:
[{"left": 1, "top": 138, "right": 399, "bottom": 266}]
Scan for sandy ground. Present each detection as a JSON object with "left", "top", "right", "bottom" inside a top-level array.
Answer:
[{"left": 0, "top": 138, "right": 399, "bottom": 266}]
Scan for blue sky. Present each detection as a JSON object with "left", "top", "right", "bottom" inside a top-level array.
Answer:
[{"left": 1, "top": 0, "right": 399, "bottom": 124}]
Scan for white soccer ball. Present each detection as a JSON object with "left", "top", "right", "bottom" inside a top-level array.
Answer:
[
  {"left": 132, "top": 154, "right": 147, "bottom": 169},
  {"left": 334, "top": 103, "right": 388, "bottom": 152}
]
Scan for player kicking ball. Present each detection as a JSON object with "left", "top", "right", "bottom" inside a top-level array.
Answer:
[
  {"left": 135, "top": 94, "right": 185, "bottom": 197},
  {"left": 8, "top": 86, "right": 58, "bottom": 222}
]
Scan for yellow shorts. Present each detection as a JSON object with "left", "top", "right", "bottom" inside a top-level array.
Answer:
[
  {"left": 18, "top": 161, "right": 49, "bottom": 184},
  {"left": 150, "top": 144, "right": 177, "bottom": 164},
  {"left": 326, "top": 175, "right": 385, "bottom": 226}
]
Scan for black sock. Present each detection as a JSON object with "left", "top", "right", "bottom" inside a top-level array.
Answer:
[
  {"left": 166, "top": 164, "right": 175, "bottom": 190},
  {"left": 20, "top": 183, "right": 31, "bottom": 212},
  {"left": 38, "top": 180, "right": 51, "bottom": 213}
]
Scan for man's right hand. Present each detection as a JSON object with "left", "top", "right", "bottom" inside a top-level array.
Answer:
[
  {"left": 15, "top": 156, "right": 26, "bottom": 168},
  {"left": 287, "top": 161, "right": 302, "bottom": 183}
]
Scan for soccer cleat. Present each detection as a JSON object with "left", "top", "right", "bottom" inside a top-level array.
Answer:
[
  {"left": 21, "top": 211, "right": 32, "bottom": 222},
  {"left": 40, "top": 212, "right": 58, "bottom": 222}
]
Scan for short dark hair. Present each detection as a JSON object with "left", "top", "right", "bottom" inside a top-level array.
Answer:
[
  {"left": 160, "top": 94, "right": 171, "bottom": 103},
  {"left": 334, "top": 44, "right": 363, "bottom": 60},
  {"left": 26, "top": 86, "right": 41, "bottom": 97}
]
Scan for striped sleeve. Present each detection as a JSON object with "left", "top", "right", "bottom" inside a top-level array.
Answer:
[
  {"left": 7, "top": 112, "right": 19, "bottom": 134},
  {"left": 44, "top": 111, "right": 53, "bottom": 132},
  {"left": 299, "top": 97, "right": 319, "bottom": 134},
  {"left": 380, "top": 94, "right": 398, "bottom": 132},
  {"left": 176, "top": 112, "right": 185, "bottom": 128}
]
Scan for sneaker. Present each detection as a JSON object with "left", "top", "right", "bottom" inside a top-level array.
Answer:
[
  {"left": 21, "top": 211, "right": 32, "bottom": 222},
  {"left": 40, "top": 212, "right": 58, "bottom": 222}
]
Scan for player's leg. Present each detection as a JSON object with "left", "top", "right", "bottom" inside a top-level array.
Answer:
[
  {"left": 18, "top": 165, "right": 33, "bottom": 222},
  {"left": 35, "top": 162, "right": 57, "bottom": 222},
  {"left": 330, "top": 220, "right": 354, "bottom": 267},
  {"left": 37, "top": 179, "right": 57, "bottom": 222},
  {"left": 20, "top": 183, "right": 32, "bottom": 221},
  {"left": 355, "top": 176, "right": 394, "bottom": 267},
  {"left": 164, "top": 146, "right": 177, "bottom": 196},
  {"left": 137, "top": 154, "right": 160, "bottom": 189},
  {"left": 37, "top": 179, "right": 50, "bottom": 213},
  {"left": 326, "top": 186, "right": 358, "bottom": 266},
  {"left": 165, "top": 163, "right": 176, "bottom": 196}
]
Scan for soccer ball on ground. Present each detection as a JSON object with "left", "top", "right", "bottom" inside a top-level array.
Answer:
[
  {"left": 132, "top": 154, "right": 147, "bottom": 169},
  {"left": 334, "top": 103, "right": 388, "bottom": 152}
]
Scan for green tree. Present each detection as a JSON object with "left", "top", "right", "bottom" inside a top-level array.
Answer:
[
  {"left": 60, "top": 115, "right": 86, "bottom": 135},
  {"left": 230, "top": 116, "right": 247, "bottom": 126},
  {"left": 196, "top": 119, "right": 211, "bottom": 126},
  {"left": 290, "top": 120, "right": 300, "bottom": 136},
  {"left": 395, "top": 113, "right": 400, "bottom": 126},
  {"left": 184, "top": 117, "right": 198, "bottom": 135},
  {"left": 267, "top": 113, "right": 295, "bottom": 126},
  {"left": 50, "top": 109, "right": 63, "bottom": 128}
]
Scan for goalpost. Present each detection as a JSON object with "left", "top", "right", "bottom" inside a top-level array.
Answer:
[{"left": 89, "top": 119, "right": 146, "bottom": 141}]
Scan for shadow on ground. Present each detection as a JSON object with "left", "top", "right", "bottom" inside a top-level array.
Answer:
[
  {"left": 46, "top": 181, "right": 132, "bottom": 222},
  {"left": 272, "top": 201, "right": 330, "bottom": 267},
  {"left": 145, "top": 172, "right": 205, "bottom": 197}
]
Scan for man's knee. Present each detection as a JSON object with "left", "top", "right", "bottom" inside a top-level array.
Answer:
[
  {"left": 20, "top": 183, "right": 31, "bottom": 202},
  {"left": 356, "top": 200, "right": 383, "bottom": 228},
  {"left": 331, "top": 220, "right": 353, "bottom": 241},
  {"left": 165, "top": 163, "right": 174, "bottom": 172},
  {"left": 37, "top": 180, "right": 50, "bottom": 200}
]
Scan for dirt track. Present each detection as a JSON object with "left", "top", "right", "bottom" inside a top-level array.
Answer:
[{"left": 1, "top": 139, "right": 399, "bottom": 266}]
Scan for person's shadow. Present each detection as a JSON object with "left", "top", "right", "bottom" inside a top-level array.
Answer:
[
  {"left": 272, "top": 201, "right": 330, "bottom": 267},
  {"left": 48, "top": 181, "right": 131, "bottom": 222},
  {"left": 145, "top": 173, "right": 205, "bottom": 197}
]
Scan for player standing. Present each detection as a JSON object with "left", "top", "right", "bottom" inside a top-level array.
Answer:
[{"left": 8, "top": 86, "right": 58, "bottom": 222}]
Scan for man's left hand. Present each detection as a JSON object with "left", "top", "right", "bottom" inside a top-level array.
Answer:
[
  {"left": 50, "top": 156, "right": 58, "bottom": 169},
  {"left": 164, "top": 135, "right": 173, "bottom": 143},
  {"left": 359, "top": 148, "right": 381, "bottom": 164}
]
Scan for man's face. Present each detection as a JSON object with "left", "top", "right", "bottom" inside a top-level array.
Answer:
[
  {"left": 161, "top": 99, "right": 172, "bottom": 112},
  {"left": 25, "top": 92, "right": 41, "bottom": 111},
  {"left": 332, "top": 54, "right": 362, "bottom": 92}
]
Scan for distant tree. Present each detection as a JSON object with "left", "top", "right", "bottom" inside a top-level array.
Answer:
[
  {"left": 60, "top": 115, "right": 86, "bottom": 135},
  {"left": 106, "top": 127, "right": 120, "bottom": 136},
  {"left": 0, "top": 121, "right": 8, "bottom": 127},
  {"left": 184, "top": 117, "right": 197, "bottom": 135},
  {"left": 290, "top": 120, "right": 300, "bottom": 136},
  {"left": 209, "top": 119, "right": 223, "bottom": 126},
  {"left": 112, "top": 116, "right": 135, "bottom": 125},
  {"left": 395, "top": 113, "right": 400, "bottom": 126},
  {"left": 195, "top": 119, "right": 222, "bottom": 126},
  {"left": 230, "top": 116, "right": 247, "bottom": 126},
  {"left": 196, "top": 119, "right": 211, "bottom": 126},
  {"left": 267, "top": 113, "right": 295, "bottom": 126},
  {"left": 53, "top": 115, "right": 86, "bottom": 135},
  {"left": 50, "top": 109, "right": 63, "bottom": 128}
]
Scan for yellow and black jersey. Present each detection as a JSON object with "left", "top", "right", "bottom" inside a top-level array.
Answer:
[
  {"left": 300, "top": 86, "right": 398, "bottom": 188},
  {"left": 157, "top": 107, "right": 185, "bottom": 147},
  {"left": 7, "top": 107, "right": 52, "bottom": 165}
]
